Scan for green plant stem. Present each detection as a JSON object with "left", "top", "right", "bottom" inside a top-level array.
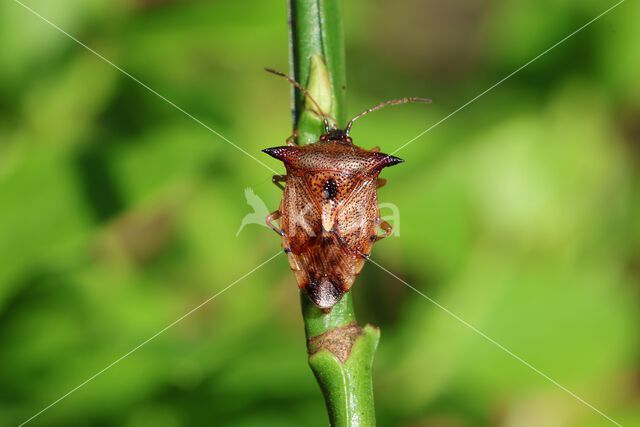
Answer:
[
  {"left": 301, "top": 294, "right": 379, "bottom": 426},
  {"left": 289, "top": 0, "right": 346, "bottom": 138},
  {"left": 288, "top": 1, "right": 379, "bottom": 425}
]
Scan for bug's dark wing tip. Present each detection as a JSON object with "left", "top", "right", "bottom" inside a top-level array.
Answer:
[{"left": 306, "top": 278, "right": 345, "bottom": 309}]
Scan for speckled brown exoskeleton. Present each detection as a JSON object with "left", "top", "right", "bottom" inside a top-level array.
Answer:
[{"left": 263, "top": 69, "right": 430, "bottom": 310}]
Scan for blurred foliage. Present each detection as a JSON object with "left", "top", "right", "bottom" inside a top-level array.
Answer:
[{"left": 0, "top": 0, "right": 639, "bottom": 426}]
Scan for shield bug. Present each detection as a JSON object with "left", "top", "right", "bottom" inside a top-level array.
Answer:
[{"left": 263, "top": 69, "right": 430, "bottom": 310}]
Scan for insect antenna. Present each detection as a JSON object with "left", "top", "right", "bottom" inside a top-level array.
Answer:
[
  {"left": 265, "top": 68, "right": 334, "bottom": 133},
  {"left": 344, "top": 97, "right": 432, "bottom": 135}
]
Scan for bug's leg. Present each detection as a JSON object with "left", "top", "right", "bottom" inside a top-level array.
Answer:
[
  {"left": 375, "top": 219, "right": 393, "bottom": 241},
  {"left": 370, "top": 146, "right": 381, "bottom": 152},
  {"left": 376, "top": 178, "right": 387, "bottom": 189},
  {"left": 356, "top": 249, "right": 370, "bottom": 260},
  {"left": 286, "top": 129, "right": 299, "bottom": 146},
  {"left": 272, "top": 174, "right": 286, "bottom": 191},
  {"left": 266, "top": 210, "right": 283, "bottom": 235}
]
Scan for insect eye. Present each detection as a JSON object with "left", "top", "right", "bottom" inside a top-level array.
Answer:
[{"left": 323, "top": 178, "right": 338, "bottom": 200}]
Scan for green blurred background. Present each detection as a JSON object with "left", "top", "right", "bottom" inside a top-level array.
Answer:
[{"left": 1, "top": 0, "right": 639, "bottom": 426}]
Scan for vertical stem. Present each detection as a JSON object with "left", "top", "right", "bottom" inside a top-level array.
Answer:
[
  {"left": 289, "top": 0, "right": 346, "bottom": 141},
  {"left": 288, "top": 1, "right": 379, "bottom": 425}
]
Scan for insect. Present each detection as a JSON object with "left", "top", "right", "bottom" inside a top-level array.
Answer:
[{"left": 263, "top": 69, "right": 430, "bottom": 310}]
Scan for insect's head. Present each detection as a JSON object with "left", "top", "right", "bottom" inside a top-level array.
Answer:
[
  {"left": 319, "top": 127, "right": 352, "bottom": 144},
  {"left": 266, "top": 68, "right": 431, "bottom": 142},
  {"left": 319, "top": 96, "right": 434, "bottom": 144}
]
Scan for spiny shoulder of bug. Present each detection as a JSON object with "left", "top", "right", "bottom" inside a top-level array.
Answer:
[{"left": 263, "top": 117, "right": 405, "bottom": 173}]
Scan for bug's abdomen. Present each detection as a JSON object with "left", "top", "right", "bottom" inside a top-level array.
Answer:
[
  {"left": 278, "top": 175, "right": 379, "bottom": 309},
  {"left": 336, "top": 179, "right": 379, "bottom": 257},
  {"left": 279, "top": 175, "right": 322, "bottom": 254},
  {"left": 287, "top": 231, "right": 360, "bottom": 309}
]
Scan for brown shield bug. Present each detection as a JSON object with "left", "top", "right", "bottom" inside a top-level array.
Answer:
[{"left": 263, "top": 69, "right": 430, "bottom": 310}]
